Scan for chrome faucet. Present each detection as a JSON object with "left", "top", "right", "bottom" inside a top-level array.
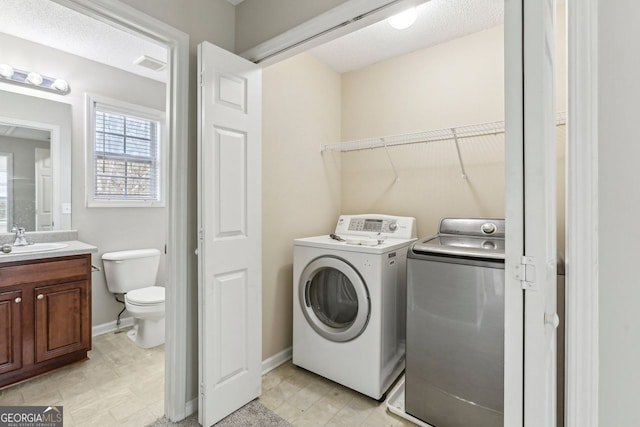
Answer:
[{"left": 10, "top": 225, "right": 29, "bottom": 246}]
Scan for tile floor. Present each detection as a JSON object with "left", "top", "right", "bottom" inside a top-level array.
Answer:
[
  {"left": 0, "top": 330, "right": 165, "bottom": 426},
  {"left": 260, "top": 362, "right": 412, "bottom": 427},
  {"left": 0, "top": 331, "right": 412, "bottom": 427}
]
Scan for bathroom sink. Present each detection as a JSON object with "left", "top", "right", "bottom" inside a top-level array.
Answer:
[{"left": 4, "top": 243, "right": 69, "bottom": 254}]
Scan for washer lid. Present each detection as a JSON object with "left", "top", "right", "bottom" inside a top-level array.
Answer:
[
  {"left": 412, "top": 235, "right": 505, "bottom": 260},
  {"left": 127, "top": 286, "right": 165, "bottom": 304},
  {"left": 294, "top": 235, "right": 416, "bottom": 254}
]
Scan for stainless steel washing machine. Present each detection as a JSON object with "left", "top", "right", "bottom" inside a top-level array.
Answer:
[{"left": 405, "top": 218, "right": 506, "bottom": 427}]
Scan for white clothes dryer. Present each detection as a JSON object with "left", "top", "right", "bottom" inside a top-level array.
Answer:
[{"left": 293, "top": 214, "right": 417, "bottom": 400}]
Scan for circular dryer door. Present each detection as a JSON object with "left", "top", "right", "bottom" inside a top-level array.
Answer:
[{"left": 299, "top": 256, "right": 370, "bottom": 342}]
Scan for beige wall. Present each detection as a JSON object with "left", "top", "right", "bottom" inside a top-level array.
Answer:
[
  {"left": 262, "top": 53, "right": 341, "bottom": 358},
  {"left": 0, "top": 33, "right": 167, "bottom": 328},
  {"left": 235, "top": 0, "right": 348, "bottom": 53},
  {"left": 342, "top": 26, "right": 505, "bottom": 141},
  {"left": 340, "top": 9, "right": 567, "bottom": 244},
  {"left": 598, "top": 1, "right": 640, "bottom": 425},
  {"left": 340, "top": 26, "right": 506, "bottom": 237},
  {"left": 120, "top": 0, "right": 235, "bottom": 53}
]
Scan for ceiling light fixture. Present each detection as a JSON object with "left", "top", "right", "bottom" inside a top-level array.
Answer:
[
  {"left": 388, "top": 8, "right": 418, "bottom": 30},
  {"left": 0, "top": 64, "right": 70, "bottom": 95}
]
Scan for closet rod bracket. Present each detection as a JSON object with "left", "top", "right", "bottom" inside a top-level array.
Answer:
[
  {"left": 451, "top": 128, "right": 468, "bottom": 179},
  {"left": 382, "top": 139, "right": 400, "bottom": 182}
]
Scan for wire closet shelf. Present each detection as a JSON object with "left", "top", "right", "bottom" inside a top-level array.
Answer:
[{"left": 321, "top": 112, "right": 567, "bottom": 181}]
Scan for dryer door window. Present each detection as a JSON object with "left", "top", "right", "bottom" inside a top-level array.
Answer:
[{"left": 300, "top": 256, "right": 370, "bottom": 342}]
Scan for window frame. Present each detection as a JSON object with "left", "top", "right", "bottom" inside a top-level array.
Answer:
[
  {"left": 86, "top": 93, "right": 166, "bottom": 208},
  {"left": 0, "top": 152, "right": 13, "bottom": 232}
]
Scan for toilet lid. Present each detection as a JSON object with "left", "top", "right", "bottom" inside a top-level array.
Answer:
[{"left": 126, "top": 286, "right": 165, "bottom": 305}]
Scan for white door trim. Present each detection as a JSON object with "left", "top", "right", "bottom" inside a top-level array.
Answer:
[
  {"left": 566, "top": 0, "right": 599, "bottom": 426},
  {"left": 240, "top": 0, "right": 427, "bottom": 66},
  {"left": 51, "top": 0, "right": 190, "bottom": 421},
  {"left": 503, "top": 0, "right": 524, "bottom": 424}
]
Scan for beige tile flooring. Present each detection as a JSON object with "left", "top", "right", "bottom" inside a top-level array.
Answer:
[
  {"left": 259, "top": 362, "right": 412, "bottom": 427},
  {"left": 0, "top": 331, "right": 412, "bottom": 427},
  {"left": 0, "top": 330, "right": 165, "bottom": 426}
]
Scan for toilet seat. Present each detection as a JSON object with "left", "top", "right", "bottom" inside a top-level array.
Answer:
[{"left": 126, "top": 286, "right": 165, "bottom": 305}]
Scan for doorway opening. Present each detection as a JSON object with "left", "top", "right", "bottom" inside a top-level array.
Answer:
[{"left": 0, "top": 0, "right": 189, "bottom": 422}]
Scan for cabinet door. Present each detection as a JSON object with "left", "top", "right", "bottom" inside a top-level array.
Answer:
[
  {"left": 0, "top": 289, "right": 22, "bottom": 374},
  {"left": 34, "top": 281, "right": 90, "bottom": 363}
]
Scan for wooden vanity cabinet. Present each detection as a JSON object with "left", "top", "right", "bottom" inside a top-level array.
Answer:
[
  {"left": 0, "top": 288, "right": 22, "bottom": 376},
  {"left": 0, "top": 254, "right": 91, "bottom": 388}
]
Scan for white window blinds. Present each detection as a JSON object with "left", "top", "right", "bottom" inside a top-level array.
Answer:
[{"left": 93, "top": 105, "right": 160, "bottom": 202}]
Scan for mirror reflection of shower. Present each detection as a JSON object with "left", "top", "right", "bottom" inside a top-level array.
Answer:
[{"left": 0, "top": 123, "right": 51, "bottom": 232}]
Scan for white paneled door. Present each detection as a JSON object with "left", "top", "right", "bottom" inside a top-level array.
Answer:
[{"left": 197, "top": 41, "right": 262, "bottom": 427}]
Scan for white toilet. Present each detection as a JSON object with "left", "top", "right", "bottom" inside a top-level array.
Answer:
[{"left": 102, "top": 248, "right": 165, "bottom": 348}]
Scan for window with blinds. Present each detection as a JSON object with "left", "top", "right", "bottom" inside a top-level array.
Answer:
[{"left": 87, "top": 94, "right": 165, "bottom": 207}]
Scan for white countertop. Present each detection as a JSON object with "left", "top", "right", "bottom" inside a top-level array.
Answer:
[{"left": 0, "top": 240, "right": 97, "bottom": 263}]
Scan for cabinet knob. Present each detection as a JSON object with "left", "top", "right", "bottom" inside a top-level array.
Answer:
[
  {"left": 14, "top": 297, "right": 21, "bottom": 303},
  {"left": 37, "top": 294, "right": 44, "bottom": 300}
]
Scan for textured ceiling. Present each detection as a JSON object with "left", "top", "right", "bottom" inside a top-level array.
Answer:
[
  {"left": 0, "top": 0, "right": 504, "bottom": 81},
  {"left": 309, "top": 0, "right": 504, "bottom": 74},
  {"left": 0, "top": 0, "right": 168, "bottom": 82}
]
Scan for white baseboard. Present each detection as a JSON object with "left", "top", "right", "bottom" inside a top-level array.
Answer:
[
  {"left": 170, "top": 349, "right": 292, "bottom": 421},
  {"left": 92, "top": 317, "right": 134, "bottom": 336},
  {"left": 185, "top": 398, "right": 197, "bottom": 417},
  {"left": 261, "top": 346, "right": 292, "bottom": 375}
]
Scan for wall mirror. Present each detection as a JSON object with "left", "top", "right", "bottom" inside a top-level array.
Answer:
[{"left": 0, "top": 91, "right": 72, "bottom": 231}]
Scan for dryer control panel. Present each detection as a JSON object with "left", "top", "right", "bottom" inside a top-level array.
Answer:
[{"left": 335, "top": 214, "right": 417, "bottom": 239}]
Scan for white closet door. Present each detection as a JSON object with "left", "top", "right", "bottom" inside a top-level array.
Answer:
[
  {"left": 506, "top": 0, "right": 559, "bottom": 426},
  {"left": 197, "top": 41, "right": 262, "bottom": 427}
]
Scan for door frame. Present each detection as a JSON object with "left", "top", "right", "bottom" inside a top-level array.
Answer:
[
  {"left": 566, "top": 0, "right": 599, "bottom": 425},
  {"left": 0, "top": 151, "right": 14, "bottom": 232},
  {"left": 252, "top": 1, "right": 601, "bottom": 425},
  {"left": 52, "top": 0, "right": 190, "bottom": 421},
  {"left": 503, "top": 0, "right": 524, "bottom": 424}
]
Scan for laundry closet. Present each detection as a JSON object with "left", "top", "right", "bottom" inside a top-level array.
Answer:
[{"left": 260, "top": 1, "right": 567, "bottom": 366}]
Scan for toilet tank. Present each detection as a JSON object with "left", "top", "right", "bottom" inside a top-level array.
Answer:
[{"left": 102, "top": 248, "right": 161, "bottom": 293}]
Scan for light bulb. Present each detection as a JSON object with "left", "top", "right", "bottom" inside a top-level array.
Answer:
[
  {"left": 52, "top": 79, "right": 69, "bottom": 92},
  {"left": 26, "top": 72, "right": 43, "bottom": 86},
  {"left": 387, "top": 8, "right": 418, "bottom": 30},
  {"left": 0, "top": 64, "right": 14, "bottom": 79}
]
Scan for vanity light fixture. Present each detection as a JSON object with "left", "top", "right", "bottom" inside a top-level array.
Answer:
[
  {"left": 26, "top": 72, "right": 44, "bottom": 86},
  {"left": 0, "top": 64, "right": 70, "bottom": 95},
  {"left": 52, "top": 79, "right": 69, "bottom": 92},
  {"left": 0, "top": 64, "right": 14, "bottom": 79},
  {"left": 387, "top": 7, "right": 418, "bottom": 30}
]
